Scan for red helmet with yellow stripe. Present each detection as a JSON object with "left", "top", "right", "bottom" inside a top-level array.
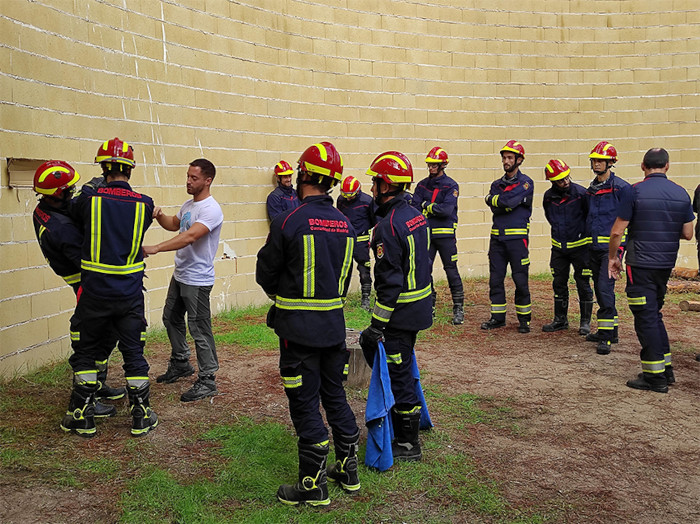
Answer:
[
  {"left": 95, "top": 137, "right": 135, "bottom": 168},
  {"left": 298, "top": 142, "right": 343, "bottom": 185},
  {"left": 589, "top": 141, "right": 618, "bottom": 163},
  {"left": 33, "top": 160, "right": 81, "bottom": 198},
  {"left": 366, "top": 151, "right": 413, "bottom": 186},
  {"left": 500, "top": 140, "right": 525, "bottom": 158},
  {"left": 340, "top": 176, "right": 361, "bottom": 199},
  {"left": 274, "top": 160, "right": 294, "bottom": 176},
  {"left": 425, "top": 146, "right": 449, "bottom": 165},
  {"left": 544, "top": 159, "right": 571, "bottom": 181}
]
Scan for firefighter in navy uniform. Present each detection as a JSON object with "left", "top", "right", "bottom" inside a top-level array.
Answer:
[
  {"left": 336, "top": 175, "right": 375, "bottom": 310},
  {"left": 608, "top": 148, "right": 694, "bottom": 393},
  {"left": 256, "top": 142, "right": 359, "bottom": 507},
  {"left": 585, "top": 141, "right": 631, "bottom": 355},
  {"left": 266, "top": 160, "right": 300, "bottom": 222},
  {"left": 482, "top": 140, "right": 534, "bottom": 333},
  {"left": 411, "top": 147, "right": 464, "bottom": 324},
  {"left": 360, "top": 151, "right": 433, "bottom": 462},
  {"left": 32, "top": 160, "right": 121, "bottom": 420},
  {"left": 542, "top": 159, "right": 594, "bottom": 334},
  {"left": 64, "top": 138, "right": 157, "bottom": 438}
]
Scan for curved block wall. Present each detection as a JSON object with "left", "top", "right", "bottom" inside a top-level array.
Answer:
[{"left": 1, "top": 0, "right": 699, "bottom": 375}]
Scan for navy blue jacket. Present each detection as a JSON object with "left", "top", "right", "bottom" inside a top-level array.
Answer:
[
  {"left": 411, "top": 174, "right": 460, "bottom": 238},
  {"left": 336, "top": 191, "right": 375, "bottom": 240},
  {"left": 586, "top": 172, "right": 630, "bottom": 251},
  {"left": 256, "top": 194, "right": 355, "bottom": 347},
  {"left": 267, "top": 185, "right": 299, "bottom": 222},
  {"left": 71, "top": 181, "right": 154, "bottom": 299},
  {"left": 543, "top": 182, "right": 589, "bottom": 251},
  {"left": 370, "top": 196, "right": 433, "bottom": 332},
  {"left": 618, "top": 173, "right": 694, "bottom": 269},
  {"left": 486, "top": 170, "right": 534, "bottom": 240},
  {"left": 693, "top": 184, "right": 700, "bottom": 239},
  {"left": 33, "top": 201, "right": 83, "bottom": 292}
]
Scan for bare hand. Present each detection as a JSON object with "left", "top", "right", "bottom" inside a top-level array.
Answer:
[
  {"left": 152, "top": 206, "right": 163, "bottom": 219},
  {"left": 608, "top": 257, "right": 622, "bottom": 280},
  {"left": 142, "top": 245, "right": 159, "bottom": 257}
]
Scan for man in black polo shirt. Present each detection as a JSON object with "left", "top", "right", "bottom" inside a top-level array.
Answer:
[{"left": 608, "top": 148, "right": 694, "bottom": 393}]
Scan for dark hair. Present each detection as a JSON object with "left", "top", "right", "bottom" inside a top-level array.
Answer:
[
  {"left": 190, "top": 158, "right": 216, "bottom": 180},
  {"left": 642, "top": 148, "right": 669, "bottom": 169}
]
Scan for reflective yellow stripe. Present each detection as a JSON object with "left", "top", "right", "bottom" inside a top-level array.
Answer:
[
  {"left": 303, "top": 234, "right": 315, "bottom": 297},
  {"left": 356, "top": 234, "right": 370, "bottom": 242},
  {"left": 427, "top": 203, "right": 434, "bottom": 214},
  {"left": 386, "top": 353, "right": 402, "bottom": 365},
  {"left": 582, "top": 269, "right": 593, "bottom": 277},
  {"left": 515, "top": 303, "right": 532, "bottom": 315},
  {"left": 81, "top": 260, "right": 145, "bottom": 275},
  {"left": 282, "top": 375, "right": 303, "bottom": 388},
  {"left": 505, "top": 228, "right": 528, "bottom": 235},
  {"left": 490, "top": 303, "right": 507, "bottom": 314},
  {"left": 566, "top": 237, "right": 591, "bottom": 249},
  {"left": 343, "top": 364, "right": 349, "bottom": 376},
  {"left": 396, "top": 284, "right": 432, "bottom": 304},
  {"left": 450, "top": 253, "right": 458, "bottom": 262},
  {"left": 407, "top": 234, "right": 416, "bottom": 290},
  {"left": 275, "top": 296, "right": 344, "bottom": 311},
  {"left": 372, "top": 301, "right": 394, "bottom": 323},
  {"left": 490, "top": 228, "right": 499, "bottom": 236},
  {"left": 38, "top": 225, "right": 47, "bottom": 240},
  {"left": 598, "top": 318, "right": 615, "bottom": 329},
  {"left": 431, "top": 228, "right": 455, "bottom": 235},
  {"left": 551, "top": 238, "right": 562, "bottom": 248},
  {"left": 70, "top": 331, "right": 80, "bottom": 341},
  {"left": 74, "top": 370, "right": 98, "bottom": 385},
  {"left": 664, "top": 352, "right": 672, "bottom": 366},
  {"left": 491, "top": 195, "right": 499, "bottom": 207},
  {"left": 641, "top": 360, "right": 665, "bottom": 374},
  {"left": 593, "top": 235, "right": 610, "bottom": 244},
  {"left": 126, "top": 376, "right": 150, "bottom": 388},
  {"left": 396, "top": 405, "right": 421, "bottom": 415},
  {"left": 338, "top": 237, "right": 353, "bottom": 295},
  {"left": 62, "top": 273, "right": 81, "bottom": 285},
  {"left": 90, "top": 197, "right": 102, "bottom": 263},
  {"left": 128, "top": 201, "right": 146, "bottom": 265},
  {"left": 627, "top": 296, "right": 647, "bottom": 306},
  {"left": 521, "top": 258, "right": 530, "bottom": 265}
]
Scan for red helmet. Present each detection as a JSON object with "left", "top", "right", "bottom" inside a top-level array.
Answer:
[
  {"left": 95, "top": 137, "right": 136, "bottom": 168},
  {"left": 274, "top": 160, "right": 294, "bottom": 176},
  {"left": 589, "top": 141, "right": 618, "bottom": 162},
  {"left": 500, "top": 140, "right": 525, "bottom": 158},
  {"left": 366, "top": 151, "right": 413, "bottom": 185},
  {"left": 298, "top": 142, "right": 343, "bottom": 184},
  {"left": 33, "top": 160, "right": 81, "bottom": 198},
  {"left": 544, "top": 159, "right": 571, "bottom": 181},
  {"left": 425, "top": 146, "right": 449, "bottom": 165},
  {"left": 340, "top": 176, "right": 361, "bottom": 199}
]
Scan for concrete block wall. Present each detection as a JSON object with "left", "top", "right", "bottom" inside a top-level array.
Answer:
[{"left": 1, "top": 0, "right": 699, "bottom": 375}]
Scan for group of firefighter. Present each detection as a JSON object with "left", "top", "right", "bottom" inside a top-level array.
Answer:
[{"left": 31, "top": 136, "right": 697, "bottom": 508}]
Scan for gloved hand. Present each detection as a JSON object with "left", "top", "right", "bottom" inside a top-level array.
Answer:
[
  {"left": 359, "top": 325, "right": 384, "bottom": 368},
  {"left": 83, "top": 176, "right": 106, "bottom": 191},
  {"left": 421, "top": 201, "right": 431, "bottom": 217},
  {"left": 484, "top": 194, "right": 492, "bottom": 206}
]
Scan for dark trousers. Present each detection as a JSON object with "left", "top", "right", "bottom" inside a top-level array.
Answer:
[
  {"left": 69, "top": 291, "right": 149, "bottom": 377},
  {"left": 590, "top": 249, "right": 618, "bottom": 340},
  {"left": 429, "top": 236, "right": 463, "bottom": 300},
  {"left": 279, "top": 339, "right": 358, "bottom": 444},
  {"left": 625, "top": 266, "right": 672, "bottom": 378},
  {"left": 353, "top": 240, "right": 372, "bottom": 288},
  {"left": 383, "top": 327, "right": 418, "bottom": 409},
  {"left": 162, "top": 277, "right": 219, "bottom": 378},
  {"left": 550, "top": 247, "right": 593, "bottom": 302},
  {"left": 488, "top": 237, "right": 531, "bottom": 321}
]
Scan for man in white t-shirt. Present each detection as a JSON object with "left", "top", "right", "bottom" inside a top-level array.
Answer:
[{"left": 143, "top": 158, "right": 224, "bottom": 402}]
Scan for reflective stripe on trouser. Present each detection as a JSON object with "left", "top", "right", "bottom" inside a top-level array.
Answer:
[
  {"left": 625, "top": 265, "right": 673, "bottom": 376},
  {"left": 590, "top": 249, "right": 618, "bottom": 342},
  {"left": 382, "top": 327, "right": 419, "bottom": 408},
  {"left": 488, "top": 237, "right": 531, "bottom": 322},
  {"left": 549, "top": 247, "right": 593, "bottom": 302},
  {"left": 162, "top": 277, "right": 219, "bottom": 377},
  {"left": 279, "top": 338, "right": 358, "bottom": 443},
  {"left": 69, "top": 291, "right": 149, "bottom": 377},
  {"left": 428, "top": 236, "right": 463, "bottom": 299}
]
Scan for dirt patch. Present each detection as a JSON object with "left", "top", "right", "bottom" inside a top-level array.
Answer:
[{"left": 2, "top": 279, "right": 700, "bottom": 523}]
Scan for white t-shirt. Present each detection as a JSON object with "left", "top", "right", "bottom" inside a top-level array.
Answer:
[{"left": 173, "top": 195, "right": 223, "bottom": 286}]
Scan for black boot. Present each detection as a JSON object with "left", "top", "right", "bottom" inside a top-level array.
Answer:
[
  {"left": 60, "top": 379, "right": 98, "bottom": 438},
  {"left": 627, "top": 373, "right": 668, "bottom": 393},
  {"left": 665, "top": 366, "right": 676, "bottom": 385},
  {"left": 542, "top": 299, "right": 568, "bottom": 332},
  {"left": 517, "top": 319, "right": 531, "bottom": 333},
  {"left": 156, "top": 358, "right": 195, "bottom": 384},
  {"left": 360, "top": 284, "right": 371, "bottom": 312},
  {"left": 327, "top": 430, "right": 360, "bottom": 493},
  {"left": 431, "top": 290, "right": 437, "bottom": 319},
  {"left": 481, "top": 317, "right": 506, "bottom": 330},
  {"left": 95, "top": 367, "right": 126, "bottom": 401},
  {"left": 452, "top": 303, "right": 464, "bottom": 325},
  {"left": 94, "top": 400, "right": 117, "bottom": 418},
  {"left": 128, "top": 381, "right": 158, "bottom": 437},
  {"left": 277, "top": 441, "right": 330, "bottom": 506},
  {"left": 578, "top": 300, "right": 593, "bottom": 336},
  {"left": 392, "top": 407, "right": 422, "bottom": 462},
  {"left": 596, "top": 339, "right": 612, "bottom": 355}
]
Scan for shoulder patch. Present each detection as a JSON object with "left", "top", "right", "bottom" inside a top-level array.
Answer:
[
  {"left": 523, "top": 183, "right": 530, "bottom": 190},
  {"left": 453, "top": 189, "right": 459, "bottom": 197},
  {"left": 376, "top": 242, "right": 384, "bottom": 259}
]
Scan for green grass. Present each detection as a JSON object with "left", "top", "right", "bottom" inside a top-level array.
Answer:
[{"left": 119, "top": 417, "right": 552, "bottom": 524}]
